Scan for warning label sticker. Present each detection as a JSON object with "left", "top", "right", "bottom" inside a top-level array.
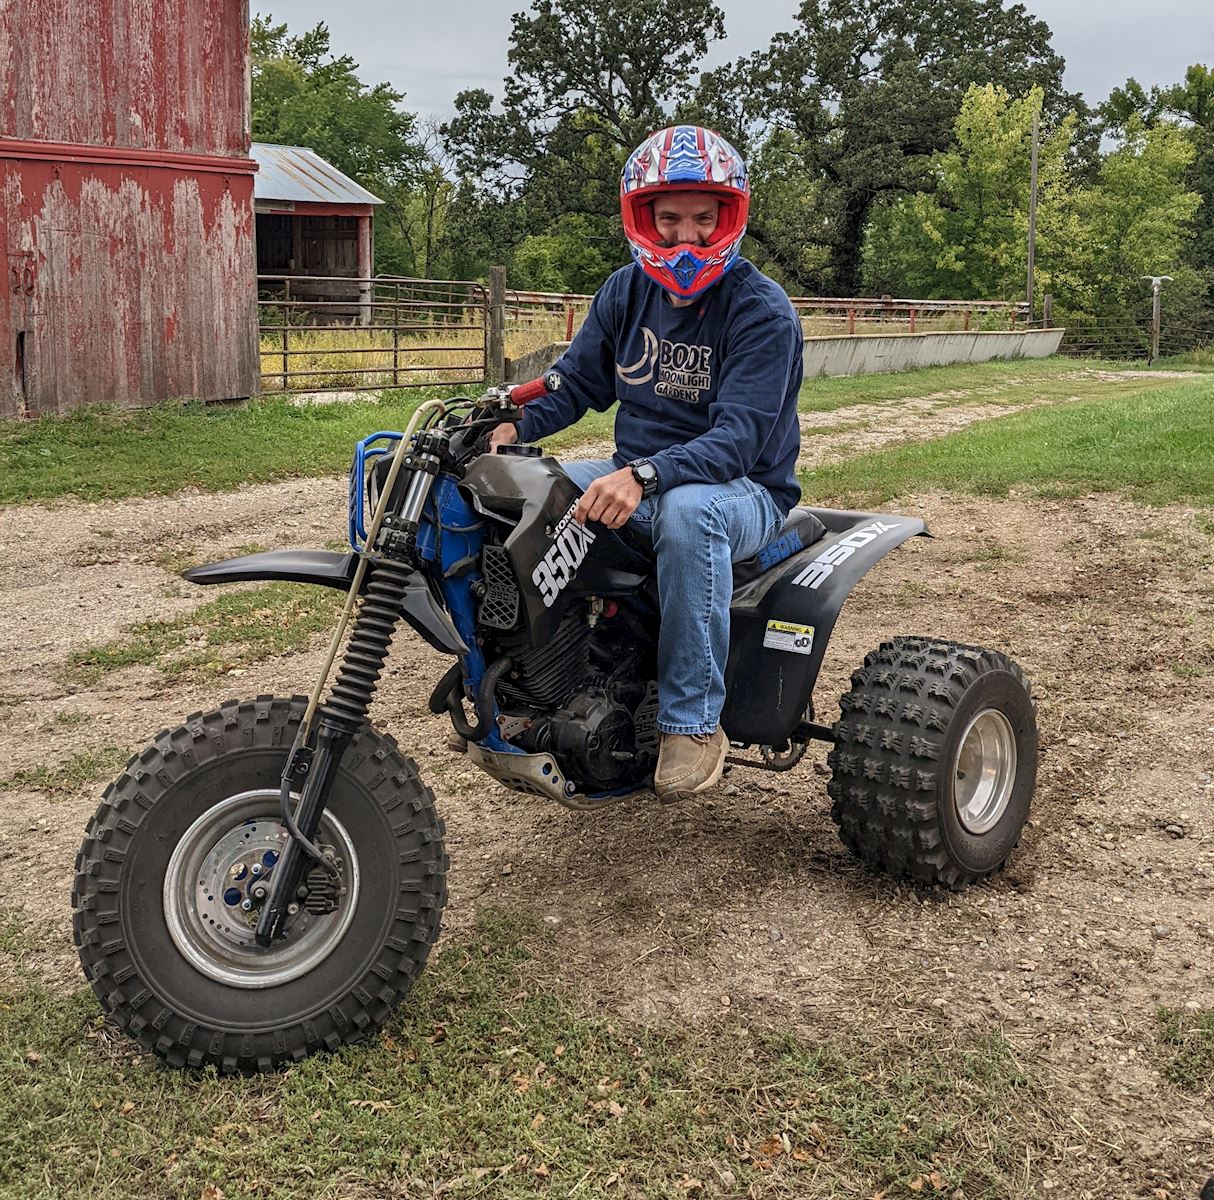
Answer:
[{"left": 763, "top": 620, "right": 815, "bottom": 655}]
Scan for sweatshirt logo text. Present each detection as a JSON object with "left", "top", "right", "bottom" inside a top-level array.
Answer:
[{"left": 616, "top": 326, "right": 713, "bottom": 404}]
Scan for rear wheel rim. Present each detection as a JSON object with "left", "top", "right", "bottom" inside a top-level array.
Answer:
[
  {"left": 953, "top": 709, "right": 1017, "bottom": 835},
  {"left": 163, "top": 789, "right": 360, "bottom": 988}
]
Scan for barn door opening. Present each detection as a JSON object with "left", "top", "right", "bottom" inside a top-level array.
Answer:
[{"left": 14, "top": 331, "right": 27, "bottom": 417}]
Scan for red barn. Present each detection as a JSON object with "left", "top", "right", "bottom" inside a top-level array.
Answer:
[{"left": 0, "top": 0, "right": 259, "bottom": 419}]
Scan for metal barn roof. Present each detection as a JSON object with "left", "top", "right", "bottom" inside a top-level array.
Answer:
[{"left": 251, "top": 143, "right": 383, "bottom": 207}]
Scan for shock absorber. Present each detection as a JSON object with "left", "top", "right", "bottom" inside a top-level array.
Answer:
[
  {"left": 323, "top": 556, "right": 415, "bottom": 731},
  {"left": 255, "top": 441, "right": 442, "bottom": 946}
]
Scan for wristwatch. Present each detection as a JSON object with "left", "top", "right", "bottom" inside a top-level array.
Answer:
[{"left": 627, "top": 458, "right": 658, "bottom": 498}]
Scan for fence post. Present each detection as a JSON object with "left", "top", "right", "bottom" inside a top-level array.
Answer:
[
  {"left": 908, "top": 306, "right": 916, "bottom": 334},
  {"left": 281, "top": 278, "right": 290, "bottom": 390},
  {"left": 392, "top": 279, "right": 400, "bottom": 387},
  {"left": 1042, "top": 293, "right": 1053, "bottom": 329},
  {"left": 963, "top": 309, "right": 971, "bottom": 332},
  {"left": 565, "top": 304, "right": 575, "bottom": 342},
  {"left": 847, "top": 308, "right": 855, "bottom": 335},
  {"left": 488, "top": 266, "right": 506, "bottom": 385}
]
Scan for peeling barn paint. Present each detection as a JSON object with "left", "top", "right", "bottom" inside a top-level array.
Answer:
[{"left": 1, "top": 0, "right": 258, "bottom": 418}]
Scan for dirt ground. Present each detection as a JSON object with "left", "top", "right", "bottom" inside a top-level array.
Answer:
[{"left": 1, "top": 380, "right": 1212, "bottom": 1198}]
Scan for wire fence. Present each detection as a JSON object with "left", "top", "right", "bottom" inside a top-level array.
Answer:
[
  {"left": 501, "top": 290, "right": 1031, "bottom": 340},
  {"left": 255, "top": 271, "right": 1214, "bottom": 392},
  {"left": 1049, "top": 313, "right": 1214, "bottom": 362}
]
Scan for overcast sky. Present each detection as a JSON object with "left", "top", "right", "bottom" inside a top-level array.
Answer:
[{"left": 267, "top": 1, "right": 1212, "bottom": 122}]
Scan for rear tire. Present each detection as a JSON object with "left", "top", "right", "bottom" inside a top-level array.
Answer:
[
  {"left": 72, "top": 695, "right": 447, "bottom": 1072},
  {"left": 828, "top": 637, "right": 1036, "bottom": 890}
]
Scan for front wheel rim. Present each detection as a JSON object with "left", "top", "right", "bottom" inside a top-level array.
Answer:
[
  {"left": 163, "top": 789, "right": 360, "bottom": 989},
  {"left": 953, "top": 709, "right": 1017, "bottom": 835}
]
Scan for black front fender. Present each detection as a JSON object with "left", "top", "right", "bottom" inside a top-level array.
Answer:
[
  {"left": 182, "top": 550, "right": 467, "bottom": 657},
  {"left": 722, "top": 509, "right": 930, "bottom": 744}
]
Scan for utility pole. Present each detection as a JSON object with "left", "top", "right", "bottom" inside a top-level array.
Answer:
[
  {"left": 1142, "top": 275, "right": 1173, "bottom": 363},
  {"left": 1026, "top": 107, "right": 1040, "bottom": 320}
]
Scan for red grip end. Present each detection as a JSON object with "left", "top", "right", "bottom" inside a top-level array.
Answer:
[{"left": 510, "top": 377, "right": 548, "bottom": 405}]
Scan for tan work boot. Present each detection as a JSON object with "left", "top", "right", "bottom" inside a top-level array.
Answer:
[{"left": 653, "top": 728, "right": 728, "bottom": 804}]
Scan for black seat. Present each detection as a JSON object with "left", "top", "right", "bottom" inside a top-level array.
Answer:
[
  {"left": 732, "top": 507, "right": 827, "bottom": 589},
  {"left": 586, "top": 504, "right": 826, "bottom": 592}
]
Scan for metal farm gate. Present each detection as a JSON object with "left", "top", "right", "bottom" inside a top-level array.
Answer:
[{"left": 257, "top": 275, "right": 489, "bottom": 392}]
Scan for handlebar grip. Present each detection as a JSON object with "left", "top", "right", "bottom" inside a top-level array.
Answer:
[{"left": 509, "top": 377, "right": 548, "bottom": 405}]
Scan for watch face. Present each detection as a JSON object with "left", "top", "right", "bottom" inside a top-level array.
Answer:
[{"left": 638, "top": 463, "right": 656, "bottom": 482}]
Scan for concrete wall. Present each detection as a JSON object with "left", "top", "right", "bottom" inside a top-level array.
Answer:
[
  {"left": 506, "top": 342, "right": 572, "bottom": 382},
  {"left": 803, "top": 329, "right": 1065, "bottom": 380},
  {"left": 507, "top": 328, "right": 1066, "bottom": 386}
]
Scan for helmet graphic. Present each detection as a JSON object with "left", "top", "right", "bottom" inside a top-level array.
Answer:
[{"left": 620, "top": 125, "right": 750, "bottom": 300}]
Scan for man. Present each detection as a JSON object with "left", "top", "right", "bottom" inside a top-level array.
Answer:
[{"left": 492, "top": 124, "right": 803, "bottom": 803}]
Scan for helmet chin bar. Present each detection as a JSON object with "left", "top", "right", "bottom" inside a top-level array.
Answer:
[{"left": 631, "top": 229, "right": 747, "bottom": 300}]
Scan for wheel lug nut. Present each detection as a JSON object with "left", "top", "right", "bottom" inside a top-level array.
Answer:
[
  {"left": 241, "top": 899, "right": 253, "bottom": 911},
  {"left": 251, "top": 864, "right": 262, "bottom": 876}
]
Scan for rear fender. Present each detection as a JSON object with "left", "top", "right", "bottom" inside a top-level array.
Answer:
[
  {"left": 182, "top": 550, "right": 467, "bottom": 656},
  {"left": 721, "top": 510, "right": 929, "bottom": 745}
]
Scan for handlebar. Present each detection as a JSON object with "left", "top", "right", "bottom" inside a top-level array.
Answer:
[{"left": 508, "top": 377, "right": 548, "bottom": 405}]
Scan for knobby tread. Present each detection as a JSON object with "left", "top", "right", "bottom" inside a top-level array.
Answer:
[
  {"left": 72, "top": 695, "right": 447, "bottom": 1073},
  {"left": 828, "top": 636, "right": 1035, "bottom": 891}
]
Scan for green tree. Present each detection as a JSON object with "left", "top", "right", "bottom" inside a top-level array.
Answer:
[
  {"left": 251, "top": 16, "right": 422, "bottom": 194},
  {"left": 252, "top": 16, "right": 488, "bottom": 278},
  {"left": 510, "top": 215, "right": 618, "bottom": 293},
  {"left": 1075, "top": 118, "right": 1202, "bottom": 326},
  {"left": 1102, "top": 64, "right": 1214, "bottom": 278},
  {"left": 697, "top": 0, "right": 1073, "bottom": 294},
  {"left": 442, "top": 0, "right": 725, "bottom": 280},
  {"left": 862, "top": 86, "right": 1080, "bottom": 303},
  {"left": 866, "top": 88, "right": 1201, "bottom": 342}
]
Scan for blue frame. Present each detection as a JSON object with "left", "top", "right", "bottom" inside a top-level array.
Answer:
[{"left": 346, "top": 431, "right": 404, "bottom": 551}]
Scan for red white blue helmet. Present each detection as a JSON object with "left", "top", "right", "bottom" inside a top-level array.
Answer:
[{"left": 620, "top": 125, "right": 750, "bottom": 300}]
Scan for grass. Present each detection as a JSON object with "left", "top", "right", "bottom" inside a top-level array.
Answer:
[
  {"left": 799, "top": 375, "right": 1214, "bottom": 508},
  {"left": 0, "top": 388, "right": 470, "bottom": 505},
  {"left": 0, "top": 357, "right": 1201, "bottom": 507},
  {"left": 795, "top": 355, "right": 1191, "bottom": 415},
  {"left": 1, "top": 910, "right": 1050, "bottom": 1200},
  {"left": 1156, "top": 1007, "right": 1214, "bottom": 1092},
  {"left": 44, "top": 711, "right": 88, "bottom": 729},
  {"left": 0, "top": 746, "right": 132, "bottom": 798},
  {"left": 66, "top": 582, "right": 342, "bottom": 684}
]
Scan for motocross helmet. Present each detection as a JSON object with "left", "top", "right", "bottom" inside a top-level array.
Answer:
[{"left": 620, "top": 124, "right": 750, "bottom": 300}]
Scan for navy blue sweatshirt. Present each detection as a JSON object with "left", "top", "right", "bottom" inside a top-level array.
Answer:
[{"left": 515, "top": 260, "right": 804, "bottom": 515}]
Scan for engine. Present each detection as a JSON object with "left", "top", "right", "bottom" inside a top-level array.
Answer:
[{"left": 482, "top": 599, "right": 657, "bottom": 793}]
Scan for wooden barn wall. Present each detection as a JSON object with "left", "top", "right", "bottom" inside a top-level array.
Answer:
[
  {"left": 1, "top": 155, "right": 257, "bottom": 416},
  {"left": 0, "top": 0, "right": 259, "bottom": 416},
  {"left": 0, "top": 0, "right": 249, "bottom": 155}
]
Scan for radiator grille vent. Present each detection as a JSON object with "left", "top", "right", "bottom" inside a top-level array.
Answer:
[{"left": 478, "top": 544, "right": 521, "bottom": 630}]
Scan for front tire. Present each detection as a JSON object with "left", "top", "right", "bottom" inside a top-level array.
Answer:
[
  {"left": 828, "top": 637, "right": 1036, "bottom": 890},
  {"left": 72, "top": 695, "right": 447, "bottom": 1071}
]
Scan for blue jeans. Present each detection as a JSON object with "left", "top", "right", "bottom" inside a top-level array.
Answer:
[{"left": 563, "top": 460, "right": 784, "bottom": 735}]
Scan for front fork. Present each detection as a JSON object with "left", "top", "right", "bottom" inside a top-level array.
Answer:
[{"left": 254, "top": 451, "right": 440, "bottom": 947}]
